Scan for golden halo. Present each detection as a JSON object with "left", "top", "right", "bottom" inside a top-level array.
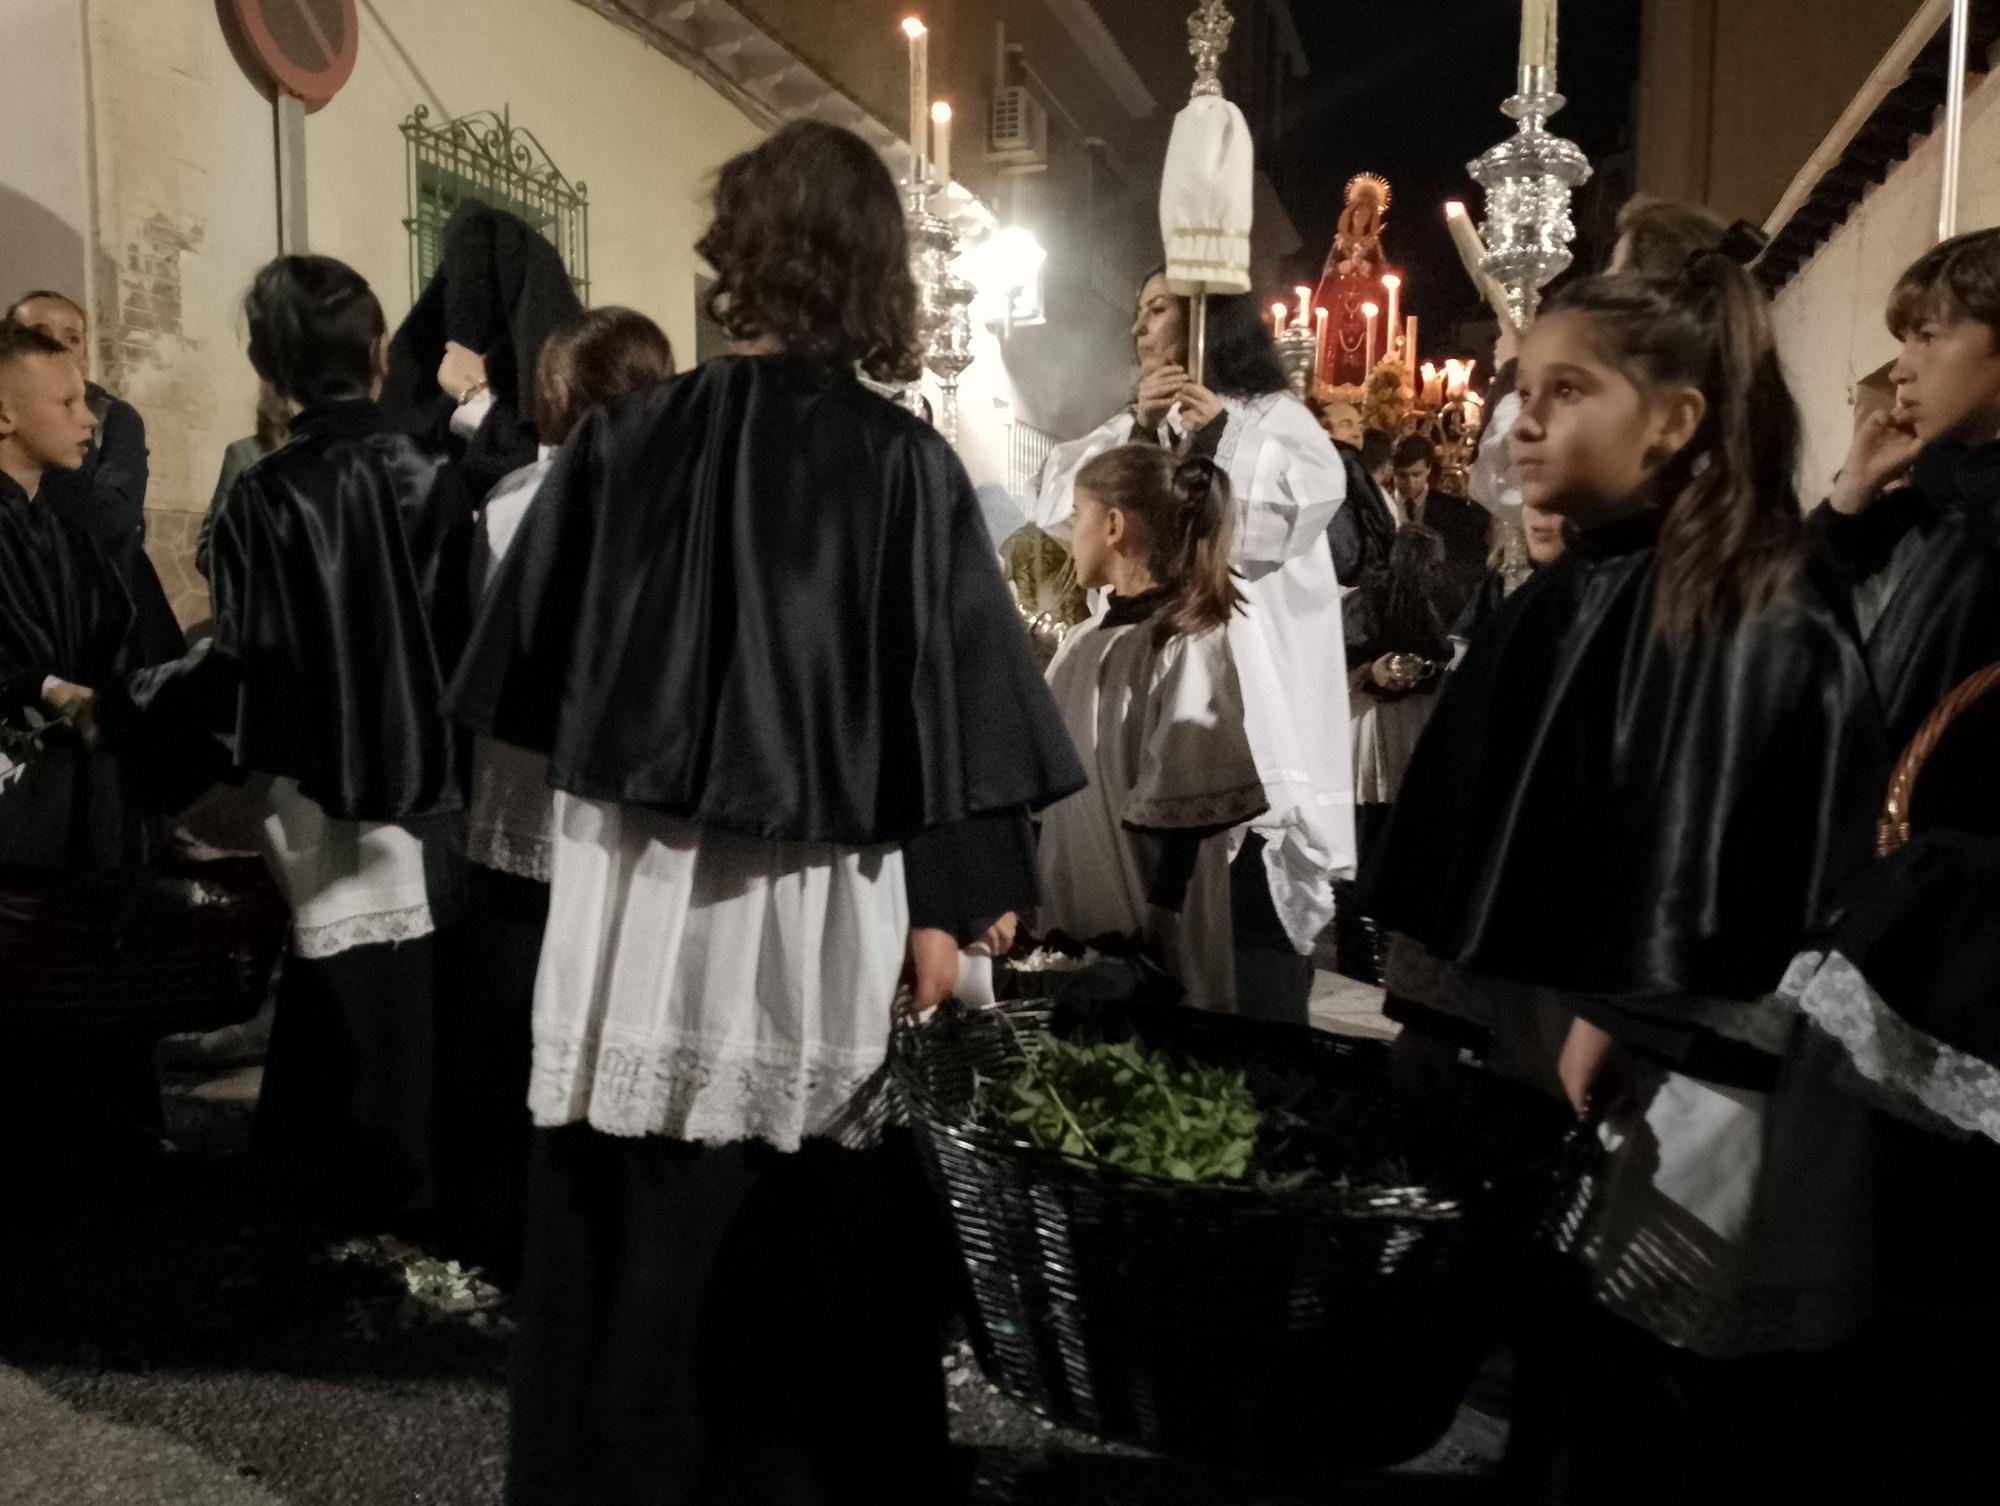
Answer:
[{"left": 1345, "top": 172, "right": 1392, "bottom": 210}]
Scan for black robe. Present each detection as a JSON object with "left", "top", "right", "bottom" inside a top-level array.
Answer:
[
  {"left": 1807, "top": 438, "right": 2000, "bottom": 822},
  {"left": 119, "top": 400, "right": 473, "bottom": 820},
  {"left": 1366, "top": 509, "right": 1886, "bottom": 1070},
  {"left": 447, "top": 353, "right": 1084, "bottom": 908},
  {"left": 0, "top": 470, "right": 151, "bottom": 711},
  {"left": 377, "top": 202, "right": 584, "bottom": 502},
  {"left": 1326, "top": 441, "right": 1396, "bottom": 586}
]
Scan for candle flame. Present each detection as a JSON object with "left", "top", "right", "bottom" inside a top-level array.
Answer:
[
  {"left": 1362, "top": 302, "right": 1380, "bottom": 317},
  {"left": 1382, "top": 274, "right": 1402, "bottom": 290},
  {"left": 902, "top": 16, "right": 927, "bottom": 38},
  {"left": 931, "top": 101, "right": 952, "bottom": 123},
  {"left": 1444, "top": 201, "right": 1468, "bottom": 220},
  {"left": 1270, "top": 303, "right": 1287, "bottom": 320}
]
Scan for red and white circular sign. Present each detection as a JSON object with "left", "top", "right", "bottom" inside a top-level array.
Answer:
[{"left": 220, "top": 0, "right": 359, "bottom": 112}]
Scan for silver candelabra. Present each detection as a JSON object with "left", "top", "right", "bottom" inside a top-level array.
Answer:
[
  {"left": 1467, "top": 65, "right": 1591, "bottom": 329},
  {"left": 903, "top": 173, "right": 976, "bottom": 442}
]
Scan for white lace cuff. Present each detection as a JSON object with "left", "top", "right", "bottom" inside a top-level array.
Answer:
[
  {"left": 292, "top": 898, "right": 447, "bottom": 960},
  {"left": 1787, "top": 948, "right": 2000, "bottom": 1145},
  {"left": 1123, "top": 781, "right": 1267, "bottom": 833},
  {"left": 466, "top": 822, "right": 553, "bottom": 883}
]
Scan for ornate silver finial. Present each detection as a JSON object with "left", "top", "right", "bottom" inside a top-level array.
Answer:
[
  {"left": 1188, "top": 1, "right": 1234, "bottom": 99},
  {"left": 1468, "top": 65, "right": 1592, "bottom": 329}
]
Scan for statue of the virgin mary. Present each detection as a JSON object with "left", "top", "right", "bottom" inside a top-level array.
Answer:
[{"left": 1314, "top": 173, "right": 1393, "bottom": 389}]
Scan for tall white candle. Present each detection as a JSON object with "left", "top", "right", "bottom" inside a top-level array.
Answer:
[
  {"left": 930, "top": 101, "right": 952, "bottom": 192},
  {"left": 1270, "top": 302, "right": 1288, "bottom": 338},
  {"left": 1405, "top": 315, "right": 1418, "bottom": 378},
  {"left": 1382, "top": 274, "right": 1402, "bottom": 360},
  {"left": 1294, "top": 285, "right": 1312, "bottom": 330},
  {"left": 1314, "top": 307, "right": 1328, "bottom": 375},
  {"left": 1520, "top": 0, "right": 1556, "bottom": 71},
  {"left": 1362, "top": 301, "right": 1380, "bottom": 371},
  {"left": 903, "top": 18, "right": 928, "bottom": 190}
]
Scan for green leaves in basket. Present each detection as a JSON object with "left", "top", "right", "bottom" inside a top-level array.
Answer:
[{"left": 974, "top": 1034, "right": 1263, "bottom": 1185}]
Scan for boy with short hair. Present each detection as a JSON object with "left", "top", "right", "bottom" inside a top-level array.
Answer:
[
  {"left": 1812, "top": 226, "right": 2000, "bottom": 745},
  {"left": 0, "top": 320, "right": 120, "bottom": 725}
]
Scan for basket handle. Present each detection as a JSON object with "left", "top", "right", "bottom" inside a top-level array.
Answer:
[{"left": 1878, "top": 661, "right": 2000, "bottom": 856}]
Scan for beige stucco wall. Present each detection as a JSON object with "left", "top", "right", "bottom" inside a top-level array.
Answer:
[
  {"left": 1770, "top": 67, "right": 2000, "bottom": 498},
  {"left": 8, "top": 0, "right": 761, "bottom": 624}
]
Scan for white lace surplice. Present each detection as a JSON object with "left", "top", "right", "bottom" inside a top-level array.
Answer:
[
  {"left": 1038, "top": 617, "right": 1266, "bottom": 1012},
  {"left": 467, "top": 453, "right": 557, "bottom": 882},
  {"left": 529, "top": 793, "right": 910, "bottom": 1149},
  {"left": 254, "top": 775, "right": 465, "bottom": 959},
  {"left": 1033, "top": 395, "right": 1355, "bottom": 952}
]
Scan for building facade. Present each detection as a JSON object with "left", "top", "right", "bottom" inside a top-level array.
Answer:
[{"left": 4, "top": 0, "right": 1309, "bottom": 626}]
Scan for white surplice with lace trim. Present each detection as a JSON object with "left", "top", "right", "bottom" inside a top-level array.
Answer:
[
  {"left": 1032, "top": 393, "right": 1355, "bottom": 953},
  {"left": 1038, "top": 613, "right": 1267, "bottom": 1013},
  {"left": 527, "top": 793, "right": 911, "bottom": 1149}
]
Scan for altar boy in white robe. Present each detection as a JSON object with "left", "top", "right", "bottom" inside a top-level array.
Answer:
[
  {"left": 1034, "top": 277, "right": 1353, "bottom": 1022},
  {"left": 1039, "top": 445, "right": 1268, "bottom": 1011}
]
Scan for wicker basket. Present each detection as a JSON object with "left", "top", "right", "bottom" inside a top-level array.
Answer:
[
  {"left": 0, "top": 857, "right": 286, "bottom": 1036},
  {"left": 892, "top": 996, "right": 1566, "bottom": 1469}
]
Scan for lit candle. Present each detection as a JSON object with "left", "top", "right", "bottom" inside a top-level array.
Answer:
[
  {"left": 1294, "top": 284, "right": 1312, "bottom": 330},
  {"left": 1270, "top": 302, "right": 1288, "bottom": 338},
  {"left": 1314, "top": 307, "right": 1328, "bottom": 374},
  {"left": 1405, "top": 315, "right": 1419, "bottom": 379},
  {"left": 1421, "top": 362, "right": 1441, "bottom": 407},
  {"left": 1382, "top": 274, "right": 1402, "bottom": 358},
  {"left": 1362, "top": 301, "right": 1380, "bottom": 370},
  {"left": 903, "top": 18, "right": 928, "bottom": 192},
  {"left": 930, "top": 101, "right": 952, "bottom": 193}
]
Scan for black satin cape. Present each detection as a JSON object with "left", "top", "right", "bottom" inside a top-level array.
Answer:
[
  {"left": 1809, "top": 439, "right": 2000, "bottom": 752},
  {"left": 377, "top": 202, "right": 584, "bottom": 500},
  {"left": 0, "top": 473, "right": 158, "bottom": 710},
  {"left": 1366, "top": 510, "right": 1887, "bottom": 1021},
  {"left": 120, "top": 401, "right": 472, "bottom": 820},
  {"left": 447, "top": 353, "right": 1086, "bottom": 846}
]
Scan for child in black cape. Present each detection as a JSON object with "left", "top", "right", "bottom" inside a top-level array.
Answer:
[
  {"left": 1365, "top": 256, "right": 1888, "bottom": 1502},
  {"left": 446, "top": 121, "right": 1083, "bottom": 1505},
  {"left": 112, "top": 256, "right": 473, "bottom": 1227},
  {"left": 1787, "top": 227, "right": 2000, "bottom": 1493}
]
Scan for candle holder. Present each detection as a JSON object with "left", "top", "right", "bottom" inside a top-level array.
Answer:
[
  {"left": 1275, "top": 325, "right": 1316, "bottom": 400},
  {"left": 907, "top": 204, "right": 976, "bottom": 441},
  {"left": 1467, "top": 64, "right": 1592, "bottom": 328}
]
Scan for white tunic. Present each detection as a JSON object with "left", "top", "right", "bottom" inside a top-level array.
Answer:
[
  {"left": 467, "top": 453, "right": 556, "bottom": 882},
  {"left": 1032, "top": 394, "right": 1356, "bottom": 951},
  {"left": 529, "top": 794, "right": 910, "bottom": 1149},
  {"left": 1038, "top": 610, "right": 1267, "bottom": 1012}
]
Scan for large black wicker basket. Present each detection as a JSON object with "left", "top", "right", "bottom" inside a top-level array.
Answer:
[
  {"left": 892, "top": 995, "right": 1565, "bottom": 1470},
  {"left": 0, "top": 857, "right": 286, "bottom": 1036}
]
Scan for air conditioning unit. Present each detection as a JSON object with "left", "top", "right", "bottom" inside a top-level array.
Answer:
[{"left": 988, "top": 85, "right": 1048, "bottom": 169}]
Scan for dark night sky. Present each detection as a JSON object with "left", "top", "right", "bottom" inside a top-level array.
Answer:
[{"left": 1278, "top": 0, "right": 1644, "bottom": 345}]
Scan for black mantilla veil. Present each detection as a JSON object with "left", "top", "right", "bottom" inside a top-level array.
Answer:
[{"left": 447, "top": 353, "right": 1085, "bottom": 847}]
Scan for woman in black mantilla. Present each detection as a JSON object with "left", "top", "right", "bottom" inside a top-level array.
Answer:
[
  {"left": 447, "top": 120, "right": 1082, "bottom": 1505},
  {"left": 110, "top": 256, "right": 473, "bottom": 1226}
]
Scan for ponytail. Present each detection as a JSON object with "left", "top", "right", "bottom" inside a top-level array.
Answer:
[
  {"left": 1546, "top": 256, "right": 1801, "bottom": 640},
  {"left": 1159, "top": 456, "right": 1243, "bottom": 644},
  {"left": 1072, "top": 445, "right": 1246, "bottom": 644}
]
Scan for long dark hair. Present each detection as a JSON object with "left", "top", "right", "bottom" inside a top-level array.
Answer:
[
  {"left": 697, "top": 120, "right": 921, "bottom": 384},
  {"left": 1546, "top": 256, "right": 1801, "bottom": 640},
  {"left": 1141, "top": 268, "right": 1287, "bottom": 399},
  {"left": 244, "top": 255, "right": 385, "bottom": 407},
  {"left": 1075, "top": 444, "right": 1244, "bottom": 644}
]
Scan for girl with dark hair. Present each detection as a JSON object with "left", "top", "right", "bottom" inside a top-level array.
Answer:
[
  {"left": 1032, "top": 267, "right": 1354, "bottom": 1026},
  {"left": 1366, "top": 256, "right": 1887, "bottom": 1499},
  {"left": 115, "top": 254, "right": 474, "bottom": 1226},
  {"left": 448, "top": 119, "right": 1082, "bottom": 1504},
  {"left": 442, "top": 306, "right": 675, "bottom": 1285},
  {"left": 1036, "top": 447, "right": 1266, "bottom": 1012}
]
